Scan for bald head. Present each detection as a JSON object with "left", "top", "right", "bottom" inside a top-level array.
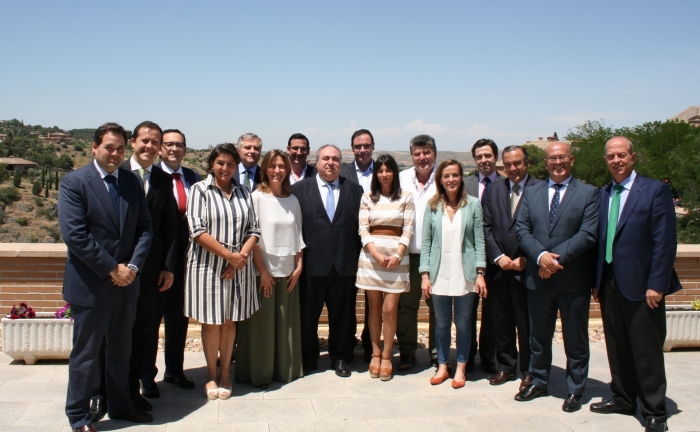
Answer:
[{"left": 545, "top": 142, "right": 574, "bottom": 183}]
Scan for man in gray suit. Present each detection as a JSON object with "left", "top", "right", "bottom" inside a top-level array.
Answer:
[
  {"left": 339, "top": 129, "right": 375, "bottom": 361},
  {"left": 463, "top": 138, "right": 503, "bottom": 374},
  {"left": 514, "top": 142, "right": 599, "bottom": 413}
]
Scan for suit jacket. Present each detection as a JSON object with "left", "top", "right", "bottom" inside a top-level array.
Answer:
[
  {"left": 464, "top": 173, "right": 504, "bottom": 199},
  {"left": 515, "top": 177, "right": 600, "bottom": 292},
  {"left": 340, "top": 160, "right": 374, "bottom": 185},
  {"left": 122, "top": 161, "right": 178, "bottom": 288},
  {"left": 58, "top": 163, "right": 153, "bottom": 307},
  {"left": 483, "top": 176, "right": 542, "bottom": 280},
  {"left": 418, "top": 198, "right": 486, "bottom": 283},
  {"left": 595, "top": 175, "right": 682, "bottom": 301},
  {"left": 292, "top": 175, "right": 364, "bottom": 277}
]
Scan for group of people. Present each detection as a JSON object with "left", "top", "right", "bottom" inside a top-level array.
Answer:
[{"left": 59, "top": 123, "right": 681, "bottom": 432}]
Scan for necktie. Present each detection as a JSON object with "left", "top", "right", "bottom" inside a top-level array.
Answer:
[
  {"left": 325, "top": 182, "right": 336, "bottom": 222},
  {"left": 172, "top": 173, "right": 187, "bottom": 219},
  {"left": 605, "top": 184, "right": 624, "bottom": 263},
  {"left": 137, "top": 168, "right": 147, "bottom": 192},
  {"left": 549, "top": 184, "right": 564, "bottom": 227},
  {"left": 244, "top": 169, "right": 251, "bottom": 191},
  {"left": 481, "top": 177, "right": 491, "bottom": 205},
  {"left": 104, "top": 175, "right": 120, "bottom": 217},
  {"left": 510, "top": 183, "right": 521, "bottom": 218}
]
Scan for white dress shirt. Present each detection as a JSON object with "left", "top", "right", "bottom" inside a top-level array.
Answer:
[
  {"left": 493, "top": 174, "right": 529, "bottom": 263},
  {"left": 129, "top": 156, "right": 151, "bottom": 194},
  {"left": 399, "top": 166, "right": 437, "bottom": 254},
  {"left": 159, "top": 163, "right": 192, "bottom": 209},
  {"left": 93, "top": 160, "right": 118, "bottom": 191},
  {"left": 608, "top": 170, "right": 636, "bottom": 221},
  {"left": 537, "top": 175, "right": 572, "bottom": 265},
  {"left": 290, "top": 164, "right": 310, "bottom": 185},
  {"left": 315, "top": 174, "right": 340, "bottom": 211}
]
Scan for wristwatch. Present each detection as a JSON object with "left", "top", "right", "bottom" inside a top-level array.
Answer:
[
  {"left": 127, "top": 264, "right": 139, "bottom": 273},
  {"left": 476, "top": 270, "right": 486, "bottom": 276}
]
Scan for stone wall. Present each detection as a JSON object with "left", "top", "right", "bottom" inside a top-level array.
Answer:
[{"left": 1, "top": 244, "right": 699, "bottom": 323}]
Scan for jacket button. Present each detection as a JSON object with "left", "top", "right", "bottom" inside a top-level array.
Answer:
[{"left": 548, "top": 234, "right": 552, "bottom": 238}]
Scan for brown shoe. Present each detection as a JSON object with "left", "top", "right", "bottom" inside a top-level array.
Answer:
[
  {"left": 379, "top": 356, "right": 393, "bottom": 381},
  {"left": 489, "top": 371, "right": 516, "bottom": 386},
  {"left": 519, "top": 373, "right": 533, "bottom": 393},
  {"left": 369, "top": 354, "right": 381, "bottom": 378}
]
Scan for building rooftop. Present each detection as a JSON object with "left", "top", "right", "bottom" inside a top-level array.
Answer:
[{"left": 0, "top": 157, "right": 38, "bottom": 166}]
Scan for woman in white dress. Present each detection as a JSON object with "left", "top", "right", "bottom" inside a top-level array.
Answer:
[
  {"left": 356, "top": 154, "right": 415, "bottom": 381},
  {"left": 419, "top": 159, "right": 487, "bottom": 388}
]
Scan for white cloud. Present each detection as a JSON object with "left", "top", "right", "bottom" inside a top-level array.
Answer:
[
  {"left": 454, "top": 124, "right": 528, "bottom": 140},
  {"left": 374, "top": 127, "right": 403, "bottom": 137},
  {"left": 404, "top": 119, "right": 447, "bottom": 134},
  {"left": 340, "top": 121, "right": 358, "bottom": 135},
  {"left": 301, "top": 126, "right": 319, "bottom": 134}
]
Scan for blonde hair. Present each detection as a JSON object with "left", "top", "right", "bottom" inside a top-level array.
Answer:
[
  {"left": 429, "top": 159, "right": 468, "bottom": 211},
  {"left": 257, "top": 150, "right": 292, "bottom": 197}
]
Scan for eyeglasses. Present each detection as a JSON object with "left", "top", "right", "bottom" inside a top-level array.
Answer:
[
  {"left": 546, "top": 155, "right": 571, "bottom": 163},
  {"left": 352, "top": 144, "right": 373, "bottom": 150},
  {"left": 288, "top": 146, "right": 309, "bottom": 153},
  {"left": 163, "top": 142, "right": 185, "bottom": 149}
]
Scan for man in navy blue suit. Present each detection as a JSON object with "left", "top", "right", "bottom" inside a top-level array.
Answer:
[
  {"left": 590, "top": 136, "right": 682, "bottom": 432},
  {"left": 59, "top": 123, "right": 153, "bottom": 431}
]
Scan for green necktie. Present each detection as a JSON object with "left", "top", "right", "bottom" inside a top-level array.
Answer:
[
  {"left": 137, "top": 168, "right": 147, "bottom": 192},
  {"left": 244, "top": 169, "right": 251, "bottom": 191},
  {"left": 605, "top": 184, "right": 624, "bottom": 263}
]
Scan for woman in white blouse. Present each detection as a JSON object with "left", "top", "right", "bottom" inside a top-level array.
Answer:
[
  {"left": 419, "top": 159, "right": 487, "bottom": 388},
  {"left": 234, "top": 150, "right": 305, "bottom": 388}
]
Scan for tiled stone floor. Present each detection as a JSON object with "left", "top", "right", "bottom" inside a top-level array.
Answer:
[{"left": 0, "top": 341, "right": 698, "bottom": 431}]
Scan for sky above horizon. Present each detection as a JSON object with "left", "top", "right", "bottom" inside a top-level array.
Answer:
[{"left": 2, "top": 1, "right": 698, "bottom": 151}]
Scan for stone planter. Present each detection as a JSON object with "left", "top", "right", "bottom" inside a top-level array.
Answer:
[
  {"left": 664, "top": 306, "right": 700, "bottom": 352},
  {"left": 1, "top": 312, "right": 73, "bottom": 364}
]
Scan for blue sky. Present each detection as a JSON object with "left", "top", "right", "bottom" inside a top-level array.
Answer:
[{"left": 2, "top": 0, "right": 698, "bottom": 151}]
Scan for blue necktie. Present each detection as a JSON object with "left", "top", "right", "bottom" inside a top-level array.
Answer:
[
  {"left": 104, "top": 175, "right": 120, "bottom": 217},
  {"left": 549, "top": 183, "right": 564, "bottom": 226},
  {"left": 325, "top": 182, "right": 335, "bottom": 222},
  {"left": 481, "top": 177, "right": 491, "bottom": 205}
]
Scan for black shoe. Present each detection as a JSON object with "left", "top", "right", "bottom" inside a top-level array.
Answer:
[
  {"left": 363, "top": 351, "right": 372, "bottom": 363},
  {"left": 131, "top": 394, "right": 153, "bottom": 412},
  {"left": 590, "top": 398, "right": 637, "bottom": 415},
  {"left": 466, "top": 360, "right": 475, "bottom": 373},
  {"left": 111, "top": 405, "right": 153, "bottom": 423},
  {"left": 139, "top": 379, "right": 160, "bottom": 399},
  {"left": 562, "top": 394, "right": 582, "bottom": 412},
  {"left": 331, "top": 360, "right": 352, "bottom": 377},
  {"left": 481, "top": 360, "right": 498, "bottom": 375},
  {"left": 397, "top": 354, "right": 417, "bottom": 371},
  {"left": 73, "top": 425, "right": 97, "bottom": 432},
  {"left": 303, "top": 364, "right": 318, "bottom": 375},
  {"left": 430, "top": 358, "right": 439, "bottom": 368},
  {"left": 645, "top": 418, "right": 668, "bottom": 432},
  {"left": 514, "top": 384, "right": 548, "bottom": 401},
  {"left": 89, "top": 397, "right": 107, "bottom": 423},
  {"left": 163, "top": 372, "right": 195, "bottom": 389}
]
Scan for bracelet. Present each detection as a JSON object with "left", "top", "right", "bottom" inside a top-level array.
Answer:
[{"left": 394, "top": 252, "right": 403, "bottom": 260}]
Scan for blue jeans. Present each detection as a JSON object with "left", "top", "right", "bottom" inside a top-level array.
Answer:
[{"left": 432, "top": 293, "right": 476, "bottom": 364}]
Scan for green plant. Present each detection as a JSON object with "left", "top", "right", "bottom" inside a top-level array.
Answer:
[
  {"left": 44, "top": 225, "right": 61, "bottom": 242},
  {"left": 44, "top": 186, "right": 49, "bottom": 198},
  {"left": 12, "top": 170, "right": 21, "bottom": 187},
  {"left": 28, "top": 233, "right": 38, "bottom": 243},
  {"left": 0, "top": 163, "right": 8, "bottom": 182},
  {"left": 692, "top": 299, "right": 700, "bottom": 311},
  {"left": 54, "top": 170, "right": 59, "bottom": 190},
  {"left": 34, "top": 196, "right": 44, "bottom": 207},
  {"left": 15, "top": 217, "right": 28, "bottom": 226},
  {"left": 0, "top": 187, "right": 19, "bottom": 205},
  {"left": 0, "top": 208, "right": 5, "bottom": 224},
  {"left": 31, "top": 181, "right": 42, "bottom": 195},
  {"left": 36, "top": 207, "right": 55, "bottom": 221}
]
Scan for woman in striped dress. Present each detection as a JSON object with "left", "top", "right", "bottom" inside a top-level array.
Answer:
[
  {"left": 356, "top": 154, "right": 415, "bottom": 381},
  {"left": 185, "top": 143, "right": 261, "bottom": 400}
]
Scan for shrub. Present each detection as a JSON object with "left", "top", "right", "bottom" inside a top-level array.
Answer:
[
  {"left": 28, "top": 233, "right": 38, "bottom": 243},
  {"left": 0, "top": 163, "right": 8, "bottom": 183},
  {"left": 16, "top": 217, "right": 28, "bottom": 226},
  {"left": 26, "top": 168, "right": 38, "bottom": 178},
  {"left": 12, "top": 170, "right": 21, "bottom": 187},
  {"left": 0, "top": 187, "right": 19, "bottom": 205},
  {"left": 0, "top": 208, "right": 5, "bottom": 224},
  {"left": 44, "top": 225, "right": 61, "bottom": 242},
  {"left": 32, "top": 181, "right": 42, "bottom": 195},
  {"left": 36, "top": 207, "right": 56, "bottom": 221},
  {"left": 73, "top": 144, "right": 83, "bottom": 152},
  {"left": 34, "top": 196, "right": 44, "bottom": 207}
]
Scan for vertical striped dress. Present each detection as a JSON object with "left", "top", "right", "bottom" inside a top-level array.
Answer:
[
  {"left": 185, "top": 175, "right": 261, "bottom": 324},
  {"left": 356, "top": 190, "right": 415, "bottom": 293}
]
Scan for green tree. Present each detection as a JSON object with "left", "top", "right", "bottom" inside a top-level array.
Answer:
[
  {"left": 522, "top": 144, "right": 548, "bottom": 180},
  {"left": 44, "top": 186, "right": 49, "bottom": 198},
  {"left": 40, "top": 167, "right": 45, "bottom": 188},
  {"left": 0, "top": 163, "right": 8, "bottom": 183},
  {"left": 55, "top": 170, "right": 59, "bottom": 190},
  {"left": 57, "top": 154, "right": 74, "bottom": 169},
  {"left": 12, "top": 170, "right": 21, "bottom": 187},
  {"left": 31, "top": 181, "right": 41, "bottom": 195}
]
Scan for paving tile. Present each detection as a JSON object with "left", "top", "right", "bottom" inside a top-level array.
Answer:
[
  {"left": 399, "top": 394, "right": 502, "bottom": 418},
  {"left": 0, "top": 401, "right": 30, "bottom": 425},
  {"left": 263, "top": 377, "right": 353, "bottom": 399},
  {"left": 311, "top": 397, "right": 406, "bottom": 420},
  {"left": 344, "top": 376, "right": 437, "bottom": 397},
  {"left": 368, "top": 417, "right": 467, "bottom": 432},
  {"left": 0, "top": 364, "right": 63, "bottom": 382},
  {"left": 269, "top": 419, "right": 371, "bottom": 431},
  {"left": 165, "top": 423, "right": 269, "bottom": 431},
  {"left": 550, "top": 409, "right": 644, "bottom": 432},
  {"left": 14, "top": 401, "right": 66, "bottom": 426},
  {"left": 0, "top": 381, "right": 67, "bottom": 401},
  {"left": 145, "top": 399, "right": 220, "bottom": 424},
  {"left": 219, "top": 398, "right": 316, "bottom": 423},
  {"left": 465, "top": 412, "right": 572, "bottom": 432}
]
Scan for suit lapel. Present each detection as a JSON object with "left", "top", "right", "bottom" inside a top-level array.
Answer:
[
  {"left": 501, "top": 179, "right": 515, "bottom": 224},
  {"left": 332, "top": 178, "right": 351, "bottom": 224},
  {"left": 307, "top": 178, "right": 331, "bottom": 224},
  {"left": 117, "top": 168, "right": 130, "bottom": 231},
  {"left": 549, "top": 178, "right": 578, "bottom": 232},
  {"left": 87, "top": 164, "right": 120, "bottom": 229},
  {"left": 615, "top": 176, "right": 644, "bottom": 235},
  {"left": 600, "top": 183, "right": 612, "bottom": 244}
]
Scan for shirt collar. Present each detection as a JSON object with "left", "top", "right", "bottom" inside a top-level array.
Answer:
[
  {"left": 130, "top": 156, "right": 152, "bottom": 173},
  {"left": 478, "top": 171, "right": 498, "bottom": 183},
  {"left": 159, "top": 162, "right": 183, "bottom": 176},
  {"left": 239, "top": 162, "right": 257, "bottom": 174},
  {"left": 511, "top": 174, "right": 529, "bottom": 190},
  {"left": 613, "top": 170, "right": 636, "bottom": 190},
  {"left": 355, "top": 160, "right": 374, "bottom": 174},
  {"left": 548, "top": 176, "right": 572, "bottom": 187},
  {"left": 93, "top": 160, "right": 118, "bottom": 179},
  {"left": 316, "top": 173, "right": 339, "bottom": 188}
]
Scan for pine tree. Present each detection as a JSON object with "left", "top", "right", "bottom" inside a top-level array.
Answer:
[
  {"left": 32, "top": 181, "right": 41, "bottom": 195},
  {"left": 40, "top": 168, "right": 45, "bottom": 188},
  {"left": 54, "top": 170, "right": 59, "bottom": 190},
  {"left": 12, "top": 170, "right": 21, "bottom": 187},
  {"left": 44, "top": 186, "right": 49, "bottom": 198}
]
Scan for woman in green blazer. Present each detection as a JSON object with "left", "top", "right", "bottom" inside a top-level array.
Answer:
[{"left": 419, "top": 159, "right": 487, "bottom": 388}]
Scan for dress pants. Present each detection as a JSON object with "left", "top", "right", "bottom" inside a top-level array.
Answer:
[
  {"left": 66, "top": 287, "right": 137, "bottom": 429},
  {"left": 360, "top": 292, "right": 372, "bottom": 354},
  {"left": 141, "top": 280, "right": 189, "bottom": 382},
  {"left": 528, "top": 287, "right": 590, "bottom": 395},
  {"left": 491, "top": 271, "right": 530, "bottom": 375},
  {"left": 396, "top": 254, "right": 435, "bottom": 359},
  {"left": 469, "top": 277, "right": 495, "bottom": 366},
  {"left": 127, "top": 285, "right": 158, "bottom": 397},
  {"left": 302, "top": 268, "right": 358, "bottom": 367},
  {"left": 600, "top": 263, "right": 667, "bottom": 421}
]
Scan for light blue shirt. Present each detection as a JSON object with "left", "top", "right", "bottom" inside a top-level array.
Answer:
[
  {"left": 93, "top": 159, "right": 118, "bottom": 192},
  {"left": 237, "top": 163, "right": 258, "bottom": 187},
  {"left": 315, "top": 174, "right": 340, "bottom": 211},
  {"left": 355, "top": 160, "right": 374, "bottom": 193}
]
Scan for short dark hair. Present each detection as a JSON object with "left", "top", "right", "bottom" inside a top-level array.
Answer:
[
  {"left": 133, "top": 121, "right": 163, "bottom": 140},
  {"left": 351, "top": 129, "right": 374, "bottom": 146},
  {"left": 94, "top": 122, "right": 127, "bottom": 146},
  {"left": 501, "top": 145, "right": 529, "bottom": 163},
  {"left": 471, "top": 138, "right": 498, "bottom": 159},
  {"left": 162, "top": 128, "right": 186, "bottom": 147},
  {"left": 409, "top": 134, "right": 437, "bottom": 154},
  {"left": 287, "top": 133, "right": 310, "bottom": 149},
  {"left": 370, "top": 154, "right": 402, "bottom": 203},
  {"left": 206, "top": 143, "right": 241, "bottom": 175}
]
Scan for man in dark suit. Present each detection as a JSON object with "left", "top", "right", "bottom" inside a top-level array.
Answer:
[
  {"left": 515, "top": 142, "right": 599, "bottom": 413},
  {"left": 483, "top": 145, "right": 541, "bottom": 391},
  {"left": 237, "top": 133, "right": 262, "bottom": 191},
  {"left": 287, "top": 133, "right": 317, "bottom": 184},
  {"left": 292, "top": 144, "right": 364, "bottom": 377},
  {"left": 340, "top": 129, "right": 376, "bottom": 362},
  {"left": 105, "top": 121, "right": 177, "bottom": 413},
  {"left": 140, "top": 128, "right": 201, "bottom": 397},
  {"left": 59, "top": 123, "right": 153, "bottom": 431},
  {"left": 590, "top": 136, "right": 681, "bottom": 432},
  {"left": 463, "top": 138, "right": 504, "bottom": 374}
]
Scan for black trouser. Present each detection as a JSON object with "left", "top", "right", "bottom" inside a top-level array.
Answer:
[
  {"left": 302, "top": 268, "right": 358, "bottom": 367},
  {"left": 469, "top": 279, "right": 495, "bottom": 366},
  {"left": 600, "top": 263, "right": 667, "bottom": 421},
  {"left": 360, "top": 293, "right": 372, "bottom": 354},
  {"left": 490, "top": 271, "right": 530, "bottom": 375},
  {"left": 127, "top": 285, "right": 158, "bottom": 397},
  {"left": 528, "top": 287, "right": 590, "bottom": 395},
  {"left": 141, "top": 281, "right": 189, "bottom": 382}
]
